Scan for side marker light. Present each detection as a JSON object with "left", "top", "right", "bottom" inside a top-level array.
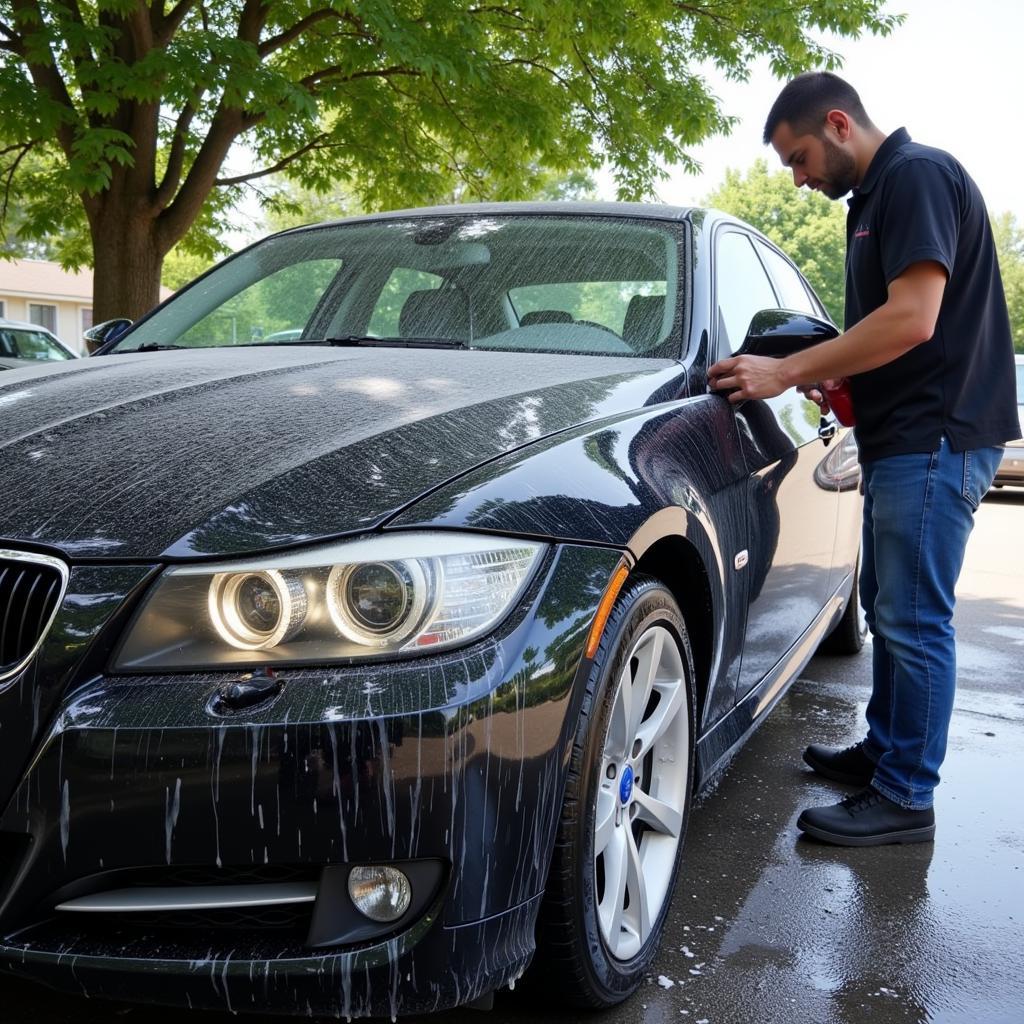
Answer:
[{"left": 586, "top": 564, "right": 631, "bottom": 659}]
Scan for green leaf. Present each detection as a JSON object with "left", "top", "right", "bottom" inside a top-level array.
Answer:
[{"left": 0, "top": 0, "right": 902, "bottom": 316}]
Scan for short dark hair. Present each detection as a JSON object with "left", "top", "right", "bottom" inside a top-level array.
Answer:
[{"left": 762, "top": 72, "right": 873, "bottom": 144}]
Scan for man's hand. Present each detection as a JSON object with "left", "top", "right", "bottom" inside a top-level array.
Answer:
[
  {"left": 798, "top": 382, "right": 838, "bottom": 415},
  {"left": 707, "top": 354, "right": 791, "bottom": 403}
]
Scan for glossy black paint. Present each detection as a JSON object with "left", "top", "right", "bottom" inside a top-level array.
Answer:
[
  {"left": 0, "top": 544, "right": 621, "bottom": 1016},
  {"left": 738, "top": 309, "right": 840, "bottom": 358},
  {"left": 0, "top": 347, "right": 681, "bottom": 558},
  {"left": 0, "top": 202, "right": 862, "bottom": 1018}
]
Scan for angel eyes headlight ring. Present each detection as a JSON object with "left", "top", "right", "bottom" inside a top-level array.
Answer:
[
  {"left": 327, "top": 559, "right": 432, "bottom": 646},
  {"left": 208, "top": 570, "right": 308, "bottom": 650}
]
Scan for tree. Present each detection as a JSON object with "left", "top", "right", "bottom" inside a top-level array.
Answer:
[
  {"left": 991, "top": 211, "right": 1024, "bottom": 353},
  {"left": 705, "top": 158, "right": 847, "bottom": 323},
  {"left": 706, "top": 162, "right": 1024, "bottom": 350},
  {"left": 0, "top": 150, "right": 67, "bottom": 259},
  {"left": 0, "top": 1, "right": 900, "bottom": 320}
]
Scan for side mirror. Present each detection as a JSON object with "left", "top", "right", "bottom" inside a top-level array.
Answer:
[
  {"left": 84, "top": 318, "right": 133, "bottom": 355},
  {"left": 738, "top": 309, "right": 838, "bottom": 359}
]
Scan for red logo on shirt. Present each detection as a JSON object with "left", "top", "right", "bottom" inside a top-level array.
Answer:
[{"left": 854, "top": 225, "right": 871, "bottom": 238}]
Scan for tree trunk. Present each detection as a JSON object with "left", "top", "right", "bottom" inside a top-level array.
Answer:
[{"left": 90, "top": 209, "right": 167, "bottom": 324}]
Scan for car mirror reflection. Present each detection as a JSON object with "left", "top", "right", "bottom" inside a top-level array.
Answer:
[{"left": 84, "top": 318, "right": 133, "bottom": 354}]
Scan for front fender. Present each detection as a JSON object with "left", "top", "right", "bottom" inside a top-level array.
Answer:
[
  {"left": 388, "top": 395, "right": 742, "bottom": 545},
  {"left": 388, "top": 394, "right": 750, "bottom": 726}
]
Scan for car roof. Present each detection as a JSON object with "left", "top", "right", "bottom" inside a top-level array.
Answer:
[
  {"left": 271, "top": 200, "right": 746, "bottom": 236},
  {"left": 0, "top": 317, "right": 58, "bottom": 333}
]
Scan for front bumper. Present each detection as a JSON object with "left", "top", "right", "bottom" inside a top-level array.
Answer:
[{"left": 0, "top": 542, "right": 621, "bottom": 1017}]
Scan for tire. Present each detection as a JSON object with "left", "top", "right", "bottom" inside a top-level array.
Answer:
[
  {"left": 818, "top": 554, "right": 867, "bottom": 655},
  {"left": 530, "top": 575, "right": 696, "bottom": 1007}
]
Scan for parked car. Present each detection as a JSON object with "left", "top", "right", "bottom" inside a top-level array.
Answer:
[
  {"left": 0, "top": 317, "right": 77, "bottom": 368},
  {"left": 992, "top": 354, "right": 1024, "bottom": 488},
  {"left": 0, "top": 203, "right": 863, "bottom": 1018}
]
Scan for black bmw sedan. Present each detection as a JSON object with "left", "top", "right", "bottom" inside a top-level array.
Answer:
[{"left": 0, "top": 203, "right": 863, "bottom": 1017}]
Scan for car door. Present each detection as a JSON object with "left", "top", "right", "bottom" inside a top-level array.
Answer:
[{"left": 713, "top": 229, "right": 840, "bottom": 700}]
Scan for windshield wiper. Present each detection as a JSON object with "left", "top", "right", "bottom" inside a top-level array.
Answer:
[
  {"left": 312, "top": 335, "right": 468, "bottom": 350},
  {"left": 127, "top": 337, "right": 470, "bottom": 353}
]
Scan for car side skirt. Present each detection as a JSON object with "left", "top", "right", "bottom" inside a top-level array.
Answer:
[{"left": 695, "top": 569, "right": 854, "bottom": 787}]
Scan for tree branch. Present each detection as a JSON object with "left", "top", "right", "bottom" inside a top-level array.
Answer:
[
  {"left": 213, "top": 132, "right": 330, "bottom": 185},
  {"left": 155, "top": 103, "right": 245, "bottom": 248},
  {"left": 126, "top": 0, "right": 155, "bottom": 54},
  {"left": 10, "top": 0, "right": 84, "bottom": 162},
  {"left": 0, "top": 139, "right": 37, "bottom": 227},
  {"left": 467, "top": 5, "right": 528, "bottom": 22},
  {"left": 154, "top": 100, "right": 199, "bottom": 208},
  {"left": 258, "top": 8, "right": 344, "bottom": 57},
  {"left": 300, "top": 64, "right": 422, "bottom": 92},
  {"left": 570, "top": 39, "right": 612, "bottom": 134},
  {"left": 497, "top": 56, "right": 601, "bottom": 121},
  {"left": 383, "top": 77, "right": 489, "bottom": 201},
  {"left": 236, "top": 0, "right": 269, "bottom": 45},
  {"left": 429, "top": 78, "right": 499, "bottom": 171},
  {"left": 154, "top": 0, "right": 198, "bottom": 47}
]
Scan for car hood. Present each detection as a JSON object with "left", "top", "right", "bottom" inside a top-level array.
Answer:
[
  {"left": 0, "top": 356, "right": 62, "bottom": 371},
  {"left": 0, "top": 346, "right": 685, "bottom": 559}
]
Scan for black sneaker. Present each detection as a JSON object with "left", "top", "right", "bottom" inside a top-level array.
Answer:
[
  {"left": 803, "top": 741, "right": 875, "bottom": 786},
  {"left": 797, "top": 786, "right": 936, "bottom": 846}
]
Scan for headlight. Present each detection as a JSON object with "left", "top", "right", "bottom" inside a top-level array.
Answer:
[
  {"left": 113, "top": 532, "right": 545, "bottom": 671},
  {"left": 327, "top": 560, "right": 430, "bottom": 646},
  {"left": 814, "top": 429, "right": 861, "bottom": 491},
  {"left": 209, "top": 570, "right": 308, "bottom": 649}
]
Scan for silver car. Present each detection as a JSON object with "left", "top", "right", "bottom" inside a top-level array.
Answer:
[
  {"left": 0, "top": 318, "right": 77, "bottom": 369},
  {"left": 993, "top": 354, "right": 1024, "bottom": 488}
]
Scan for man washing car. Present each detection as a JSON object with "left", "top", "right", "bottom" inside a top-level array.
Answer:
[{"left": 708, "top": 72, "right": 1020, "bottom": 845}]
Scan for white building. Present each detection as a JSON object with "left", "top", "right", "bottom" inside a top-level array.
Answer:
[
  {"left": 0, "top": 259, "right": 172, "bottom": 354},
  {"left": 0, "top": 259, "right": 94, "bottom": 353}
]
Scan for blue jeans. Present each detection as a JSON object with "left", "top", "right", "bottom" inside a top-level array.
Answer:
[{"left": 859, "top": 437, "right": 1002, "bottom": 809}]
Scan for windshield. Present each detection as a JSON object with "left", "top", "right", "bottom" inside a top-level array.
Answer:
[
  {"left": 115, "top": 215, "right": 684, "bottom": 358},
  {"left": 0, "top": 327, "right": 73, "bottom": 361}
]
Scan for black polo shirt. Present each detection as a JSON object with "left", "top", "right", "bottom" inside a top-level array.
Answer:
[{"left": 844, "top": 127, "right": 1020, "bottom": 461}]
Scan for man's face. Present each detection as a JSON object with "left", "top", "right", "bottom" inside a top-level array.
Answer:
[{"left": 770, "top": 121, "right": 858, "bottom": 200}]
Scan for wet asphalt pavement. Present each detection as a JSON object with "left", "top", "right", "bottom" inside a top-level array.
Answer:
[{"left": 4, "top": 491, "right": 1022, "bottom": 1024}]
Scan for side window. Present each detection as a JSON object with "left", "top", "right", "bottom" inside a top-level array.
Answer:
[
  {"left": 715, "top": 232, "right": 779, "bottom": 353},
  {"left": 368, "top": 268, "right": 443, "bottom": 337},
  {"left": 177, "top": 259, "right": 343, "bottom": 346},
  {"left": 753, "top": 240, "right": 816, "bottom": 315}
]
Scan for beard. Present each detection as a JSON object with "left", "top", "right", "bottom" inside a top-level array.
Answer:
[{"left": 820, "top": 136, "right": 859, "bottom": 199}]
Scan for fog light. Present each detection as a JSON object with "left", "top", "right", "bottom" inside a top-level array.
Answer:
[{"left": 347, "top": 865, "right": 412, "bottom": 922}]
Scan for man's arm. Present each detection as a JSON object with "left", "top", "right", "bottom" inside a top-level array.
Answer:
[{"left": 707, "top": 261, "right": 948, "bottom": 402}]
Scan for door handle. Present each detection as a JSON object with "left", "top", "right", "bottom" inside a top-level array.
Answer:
[{"left": 818, "top": 418, "right": 838, "bottom": 446}]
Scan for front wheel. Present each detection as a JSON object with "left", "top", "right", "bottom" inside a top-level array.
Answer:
[{"left": 531, "top": 575, "right": 695, "bottom": 1007}]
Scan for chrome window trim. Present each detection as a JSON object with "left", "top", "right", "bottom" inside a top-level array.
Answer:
[{"left": 0, "top": 548, "right": 70, "bottom": 683}]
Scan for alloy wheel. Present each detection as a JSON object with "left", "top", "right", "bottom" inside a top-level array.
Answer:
[{"left": 593, "top": 624, "right": 690, "bottom": 961}]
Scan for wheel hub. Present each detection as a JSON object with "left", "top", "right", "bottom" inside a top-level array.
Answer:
[{"left": 618, "top": 764, "right": 634, "bottom": 804}]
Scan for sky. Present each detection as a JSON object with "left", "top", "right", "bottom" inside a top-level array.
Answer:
[{"left": 597, "top": 0, "right": 1024, "bottom": 220}]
